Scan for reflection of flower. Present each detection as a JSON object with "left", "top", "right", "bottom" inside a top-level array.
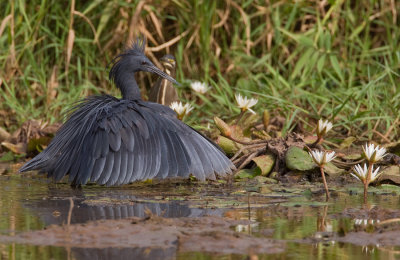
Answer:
[
  {"left": 354, "top": 218, "right": 380, "bottom": 226},
  {"left": 362, "top": 143, "right": 386, "bottom": 163},
  {"left": 308, "top": 150, "right": 336, "bottom": 166},
  {"left": 351, "top": 163, "right": 381, "bottom": 183},
  {"left": 190, "top": 81, "right": 210, "bottom": 94},
  {"left": 235, "top": 223, "right": 259, "bottom": 233},
  {"left": 316, "top": 119, "right": 333, "bottom": 138},
  {"left": 169, "top": 101, "right": 193, "bottom": 119},
  {"left": 235, "top": 94, "right": 258, "bottom": 114}
]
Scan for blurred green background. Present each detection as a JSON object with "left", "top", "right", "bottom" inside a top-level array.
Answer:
[{"left": 0, "top": 0, "right": 399, "bottom": 141}]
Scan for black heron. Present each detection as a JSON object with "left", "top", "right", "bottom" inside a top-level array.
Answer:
[
  {"left": 148, "top": 54, "right": 179, "bottom": 106},
  {"left": 19, "top": 38, "right": 234, "bottom": 186}
]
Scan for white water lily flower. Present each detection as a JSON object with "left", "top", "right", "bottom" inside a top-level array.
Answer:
[
  {"left": 170, "top": 101, "right": 193, "bottom": 119},
  {"left": 362, "top": 143, "right": 386, "bottom": 163},
  {"left": 308, "top": 150, "right": 336, "bottom": 166},
  {"left": 190, "top": 81, "right": 210, "bottom": 94},
  {"left": 235, "top": 94, "right": 258, "bottom": 114},
  {"left": 351, "top": 163, "right": 381, "bottom": 183},
  {"left": 316, "top": 119, "right": 333, "bottom": 138}
]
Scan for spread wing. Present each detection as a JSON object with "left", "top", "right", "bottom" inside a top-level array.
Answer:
[{"left": 20, "top": 95, "right": 234, "bottom": 186}]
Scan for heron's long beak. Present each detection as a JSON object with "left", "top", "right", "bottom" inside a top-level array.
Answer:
[{"left": 144, "top": 64, "right": 180, "bottom": 86}]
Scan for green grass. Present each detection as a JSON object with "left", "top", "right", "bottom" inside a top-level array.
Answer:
[{"left": 0, "top": 0, "right": 399, "bottom": 142}]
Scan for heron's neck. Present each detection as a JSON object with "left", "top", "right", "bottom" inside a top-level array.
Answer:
[{"left": 116, "top": 69, "right": 142, "bottom": 100}]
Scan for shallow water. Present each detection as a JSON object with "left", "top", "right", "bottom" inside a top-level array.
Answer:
[{"left": 1, "top": 172, "right": 400, "bottom": 259}]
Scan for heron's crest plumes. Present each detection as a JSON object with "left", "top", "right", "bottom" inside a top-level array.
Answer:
[{"left": 109, "top": 36, "right": 147, "bottom": 79}]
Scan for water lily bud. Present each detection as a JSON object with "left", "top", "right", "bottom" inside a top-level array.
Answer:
[
  {"left": 262, "top": 110, "right": 270, "bottom": 130},
  {"left": 214, "top": 117, "right": 231, "bottom": 137}
]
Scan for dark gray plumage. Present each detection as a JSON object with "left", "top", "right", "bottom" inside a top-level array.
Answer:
[
  {"left": 19, "top": 38, "right": 235, "bottom": 186},
  {"left": 148, "top": 54, "right": 179, "bottom": 106}
]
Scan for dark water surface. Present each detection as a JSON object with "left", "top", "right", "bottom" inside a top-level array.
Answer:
[{"left": 1, "top": 172, "right": 400, "bottom": 259}]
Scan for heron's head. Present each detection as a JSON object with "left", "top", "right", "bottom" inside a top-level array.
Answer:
[
  {"left": 109, "top": 37, "right": 179, "bottom": 85},
  {"left": 160, "top": 54, "right": 176, "bottom": 71}
]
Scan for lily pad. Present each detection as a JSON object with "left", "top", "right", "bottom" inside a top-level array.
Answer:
[
  {"left": 377, "top": 184, "right": 400, "bottom": 194},
  {"left": 280, "top": 200, "right": 330, "bottom": 207},
  {"left": 324, "top": 162, "right": 345, "bottom": 177},
  {"left": 379, "top": 166, "right": 400, "bottom": 185},
  {"left": 235, "top": 169, "right": 259, "bottom": 180},
  {"left": 252, "top": 154, "right": 275, "bottom": 176},
  {"left": 285, "top": 146, "right": 315, "bottom": 171},
  {"left": 258, "top": 185, "right": 272, "bottom": 194},
  {"left": 253, "top": 176, "right": 278, "bottom": 184},
  {"left": 342, "top": 153, "right": 362, "bottom": 160}
]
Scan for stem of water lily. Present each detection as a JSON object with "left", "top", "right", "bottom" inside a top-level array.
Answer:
[
  {"left": 236, "top": 110, "right": 245, "bottom": 125},
  {"left": 320, "top": 166, "right": 330, "bottom": 201},
  {"left": 363, "top": 161, "right": 374, "bottom": 204}
]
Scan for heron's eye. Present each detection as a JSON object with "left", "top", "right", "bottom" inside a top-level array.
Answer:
[{"left": 141, "top": 61, "right": 147, "bottom": 65}]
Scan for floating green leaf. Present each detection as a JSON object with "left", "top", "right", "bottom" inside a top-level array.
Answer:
[
  {"left": 252, "top": 154, "right": 275, "bottom": 176},
  {"left": 285, "top": 146, "right": 315, "bottom": 171}
]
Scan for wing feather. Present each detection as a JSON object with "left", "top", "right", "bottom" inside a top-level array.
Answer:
[
  {"left": 116, "top": 143, "right": 128, "bottom": 185},
  {"left": 91, "top": 156, "right": 107, "bottom": 182},
  {"left": 19, "top": 96, "right": 234, "bottom": 186},
  {"left": 106, "top": 148, "right": 121, "bottom": 186},
  {"left": 98, "top": 152, "right": 114, "bottom": 185}
]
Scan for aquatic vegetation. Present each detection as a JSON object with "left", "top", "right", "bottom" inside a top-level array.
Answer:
[
  {"left": 351, "top": 164, "right": 382, "bottom": 184},
  {"left": 190, "top": 81, "right": 210, "bottom": 94},
  {"left": 315, "top": 119, "right": 333, "bottom": 144},
  {"left": 169, "top": 101, "right": 194, "bottom": 120},
  {"left": 308, "top": 150, "right": 336, "bottom": 166},
  {"left": 309, "top": 150, "right": 336, "bottom": 200},
  {"left": 235, "top": 94, "right": 258, "bottom": 115},
  {"left": 363, "top": 144, "right": 387, "bottom": 164},
  {"left": 352, "top": 143, "right": 388, "bottom": 203}
]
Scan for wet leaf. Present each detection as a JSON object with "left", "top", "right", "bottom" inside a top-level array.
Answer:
[
  {"left": 27, "top": 137, "right": 52, "bottom": 154},
  {"left": 252, "top": 130, "right": 271, "bottom": 140},
  {"left": 216, "top": 135, "right": 242, "bottom": 155},
  {"left": 280, "top": 201, "right": 330, "bottom": 207},
  {"left": 252, "top": 154, "right": 275, "bottom": 176},
  {"left": 253, "top": 176, "right": 278, "bottom": 184},
  {"left": 1, "top": 142, "right": 26, "bottom": 154},
  {"left": 283, "top": 171, "right": 307, "bottom": 182},
  {"left": 304, "top": 135, "right": 317, "bottom": 144},
  {"left": 377, "top": 184, "right": 400, "bottom": 194},
  {"left": 342, "top": 153, "right": 362, "bottom": 160},
  {"left": 230, "top": 125, "right": 248, "bottom": 140},
  {"left": 285, "top": 146, "right": 315, "bottom": 171},
  {"left": 235, "top": 169, "right": 259, "bottom": 179},
  {"left": 340, "top": 136, "right": 357, "bottom": 149},
  {"left": 324, "top": 162, "right": 345, "bottom": 177},
  {"left": 379, "top": 166, "right": 400, "bottom": 185},
  {"left": 259, "top": 185, "right": 272, "bottom": 194}
]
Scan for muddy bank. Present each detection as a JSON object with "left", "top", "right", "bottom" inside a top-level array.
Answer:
[{"left": 0, "top": 215, "right": 285, "bottom": 255}]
